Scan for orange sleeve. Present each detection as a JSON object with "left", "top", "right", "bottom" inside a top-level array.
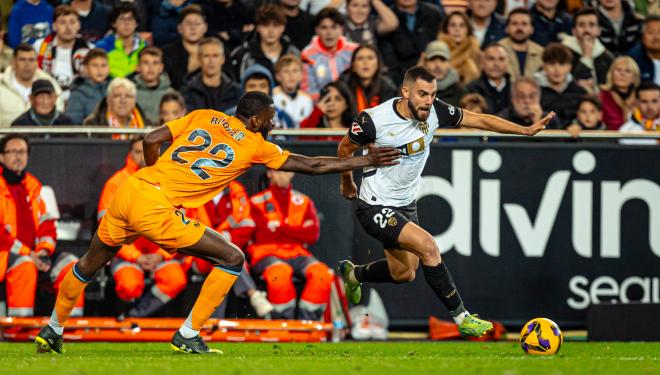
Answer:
[
  {"left": 254, "top": 140, "right": 290, "bottom": 169},
  {"left": 166, "top": 110, "right": 195, "bottom": 140}
]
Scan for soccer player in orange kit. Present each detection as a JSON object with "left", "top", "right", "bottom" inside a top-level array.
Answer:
[{"left": 35, "top": 91, "right": 400, "bottom": 354}]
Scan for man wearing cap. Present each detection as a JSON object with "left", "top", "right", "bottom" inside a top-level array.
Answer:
[
  {"left": 423, "top": 40, "right": 467, "bottom": 106},
  {"left": 11, "top": 79, "right": 72, "bottom": 128}
]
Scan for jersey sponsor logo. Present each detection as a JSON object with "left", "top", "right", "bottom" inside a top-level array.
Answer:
[{"left": 351, "top": 121, "right": 363, "bottom": 135}]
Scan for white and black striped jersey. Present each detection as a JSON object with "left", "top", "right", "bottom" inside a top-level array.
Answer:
[{"left": 348, "top": 97, "right": 463, "bottom": 207}]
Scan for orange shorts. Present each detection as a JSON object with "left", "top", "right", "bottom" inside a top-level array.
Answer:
[{"left": 97, "top": 176, "right": 206, "bottom": 252}]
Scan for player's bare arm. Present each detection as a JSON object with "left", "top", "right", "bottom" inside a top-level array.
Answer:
[
  {"left": 277, "top": 144, "right": 400, "bottom": 175},
  {"left": 337, "top": 136, "right": 362, "bottom": 200},
  {"left": 143, "top": 125, "right": 174, "bottom": 166},
  {"left": 460, "top": 110, "right": 556, "bottom": 136}
]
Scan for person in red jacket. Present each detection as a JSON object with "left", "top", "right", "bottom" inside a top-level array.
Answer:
[
  {"left": 98, "top": 138, "right": 187, "bottom": 317},
  {"left": 184, "top": 181, "right": 273, "bottom": 318},
  {"left": 247, "top": 169, "right": 333, "bottom": 320},
  {"left": 0, "top": 134, "right": 82, "bottom": 316}
]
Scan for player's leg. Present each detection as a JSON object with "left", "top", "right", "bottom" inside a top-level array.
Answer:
[
  {"left": 397, "top": 222, "right": 492, "bottom": 337},
  {"left": 36, "top": 233, "right": 120, "bottom": 353},
  {"left": 170, "top": 227, "right": 244, "bottom": 353}
]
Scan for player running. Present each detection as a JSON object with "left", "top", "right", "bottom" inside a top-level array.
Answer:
[
  {"left": 338, "top": 66, "right": 554, "bottom": 338},
  {"left": 35, "top": 92, "right": 401, "bottom": 354}
]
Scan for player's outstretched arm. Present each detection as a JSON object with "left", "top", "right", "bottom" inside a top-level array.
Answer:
[
  {"left": 277, "top": 143, "right": 400, "bottom": 175},
  {"left": 143, "top": 125, "right": 174, "bottom": 166},
  {"left": 460, "top": 109, "right": 555, "bottom": 136}
]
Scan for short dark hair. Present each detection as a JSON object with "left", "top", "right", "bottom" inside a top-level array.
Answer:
[
  {"left": 403, "top": 66, "right": 436, "bottom": 86},
  {"left": 160, "top": 91, "right": 186, "bottom": 110},
  {"left": 644, "top": 15, "right": 660, "bottom": 32},
  {"left": 0, "top": 134, "right": 30, "bottom": 154},
  {"left": 572, "top": 7, "right": 598, "bottom": 25},
  {"left": 314, "top": 7, "right": 344, "bottom": 28},
  {"left": 53, "top": 4, "right": 78, "bottom": 22},
  {"left": 83, "top": 48, "right": 108, "bottom": 65},
  {"left": 139, "top": 46, "right": 163, "bottom": 62},
  {"left": 13, "top": 43, "right": 35, "bottom": 57},
  {"left": 578, "top": 95, "right": 602, "bottom": 111},
  {"left": 542, "top": 43, "right": 573, "bottom": 65},
  {"left": 110, "top": 1, "right": 139, "bottom": 25},
  {"left": 256, "top": 4, "right": 286, "bottom": 26},
  {"left": 506, "top": 7, "right": 532, "bottom": 26},
  {"left": 178, "top": 4, "right": 205, "bottom": 24},
  {"left": 236, "top": 91, "right": 274, "bottom": 118},
  {"left": 636, "top": 81, "right": 660, "bottom": 97}
]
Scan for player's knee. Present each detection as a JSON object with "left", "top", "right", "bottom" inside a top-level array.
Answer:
[
  {"left": 391, "top": 268, "right": 416, "bottom": 283},
  {"left": 224, "top": 248, "right": 245, "bottom": 267},
  {"left": 418, "top": 236, "right": 441, "bottom": 264}
]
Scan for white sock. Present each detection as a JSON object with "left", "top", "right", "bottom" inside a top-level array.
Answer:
[
  {"left": 48, "top": 311, "right": 64, "bottom": 335},
  {"left": 453, "top": 311, "right": 470, "bottom": 326},
  {"left": 178, "top": 313, "right": 200, "bottom": 338}
]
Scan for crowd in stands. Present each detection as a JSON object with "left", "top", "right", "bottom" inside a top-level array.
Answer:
[{"left": 0, "top": 0, "right": 657, "bottom": 136}]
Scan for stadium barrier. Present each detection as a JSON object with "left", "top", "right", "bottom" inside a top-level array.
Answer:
[{"left": 1, "top": 129, "right": 658, "bottom": 329}]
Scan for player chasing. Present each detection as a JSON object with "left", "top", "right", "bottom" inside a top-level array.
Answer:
[
  {"left": 35, "top": 92, "right": 401, "bottom": 354},
  {"left": 338, "top": 66, "right": 554, "bottom": 338}
]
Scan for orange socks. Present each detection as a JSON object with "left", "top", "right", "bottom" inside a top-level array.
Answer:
[{"left": 48, "top": 264, "right": 91, "bottom": 335}]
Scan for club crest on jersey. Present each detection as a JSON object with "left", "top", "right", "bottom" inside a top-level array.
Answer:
[
  {"left": 417, "top": 121, "right": 429, "bottom": 134},
  {"left": 351, "top": 121, "right": 363, "bottom": 135}
]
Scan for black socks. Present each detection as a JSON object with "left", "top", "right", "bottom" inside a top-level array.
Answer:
[
  {"left": 422, "top": 262, "right": 466, "bottom": 317},
  {"left": 353, "top": 259, "right": 395, "bottom": 283}
]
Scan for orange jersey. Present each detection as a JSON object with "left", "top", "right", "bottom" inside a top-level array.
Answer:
[{"left": 133, "top": 109, "right": 290, "bottom": 208}]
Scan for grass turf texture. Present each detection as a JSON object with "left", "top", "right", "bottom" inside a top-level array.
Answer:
[{"left": 1, "top": 342, "right": 659, "bottom": 374}]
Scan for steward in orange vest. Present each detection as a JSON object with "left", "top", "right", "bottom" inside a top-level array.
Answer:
[
  {"left": 247, "top": 169, "right": 333, "bottom": 320},
  {"left": 0, "top": 135, "right": 81, "bottom": 316},
  {"left": 98, "top": 139, "right": 186, "bottom": 317}
]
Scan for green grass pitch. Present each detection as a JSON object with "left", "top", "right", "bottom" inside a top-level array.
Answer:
[{"left": 2, "top": 341, "right": 659, "bottom": 374}]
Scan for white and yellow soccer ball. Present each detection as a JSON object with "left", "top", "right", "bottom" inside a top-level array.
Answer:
[{"left": 519, "top": 318, "right": 563, "bottom": 355}]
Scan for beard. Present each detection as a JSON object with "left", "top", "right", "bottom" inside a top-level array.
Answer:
[
  {"left": 510, "top": 32, "right": 529, "bottom": 44},
  {"left": 408, "top": 99, "right": 430, "bottom": 121}
]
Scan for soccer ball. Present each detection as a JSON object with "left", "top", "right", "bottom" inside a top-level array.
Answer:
[{"left": 519, "top": 318, "right": 563, "bottom": 355}]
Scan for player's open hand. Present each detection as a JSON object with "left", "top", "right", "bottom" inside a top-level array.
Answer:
[
  {"left": 366, "top": 143, "right": 401, "bottom": 166},
  {"left": 526, "top": 112, "right": 555, "bottom": 136}
]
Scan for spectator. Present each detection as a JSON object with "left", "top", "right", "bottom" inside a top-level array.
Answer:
[
  {"left": 626, "top": 16, "right": 660, "bottom": 85},
  {"left": 620, "top": 82, "right": 660, "bottom": 132},
  {"left": 247, "top": 168, "right": 334, "bottom": 320},
  {"left": 301, "top": 80, "right": 355, "bottom": 140},
  {"left": 241, "top": 63, "right": 296, "bottom": 131},
  {"left": 301, "top": 8, "right": 358, "bottom": 99},
  {"left": 459, "top": 92, "right": 489, "bottom": 113},
  {"left": 70, "top": 0, "right": 110, "bottom": 44},
  {"left": 0, "top": 27, "right": 13, "bottom": 73},
  {"left": 497, "top": 77, "right": 561, "bottom": 128},
  {"left": 95, "top": 2, "right": 147, "bottom": 78},
  {"left": 599, "top": 56, "right": 640, "bottom": 130},
  {"left": 97, "top": 138, "right": 187, "bottom": 318},
  {"left": 300, "top": 0, "right": 346, "bottom": 15},
  {"left": 148, "top": 0, "right": 195, "bottom": 47},
  {"left": 230, "top": 4, "right": 300, "bottom": 80},
  {"left": 596, "top": 0, "right": 642, "bottom": 55},
  {"left": 34, "top": 5, "right": 93, "bottom": 96},
  {"left": 180, "top": 37, "right": 241, "bottom": 113},
  {"left": 562, "top": 7, "right": 614, "bottom": 88},
  {"left": 83, "top": 77, "right": 151, "bottom": 136},
  {"left": 11, "top": 79, "right": 72, "bottom": 127},
  {"left": 131, "top": 47, "right": 174, "bottom": 124},
  {"left": 438, "top": 11, "right": 481, "bottom": 84},
  {"left": 380, "top": 0, "right": 442, "bottom": 85},
  {"left": 442, "top": 0, "right": 469, "bottom": 15},
  {"left": 162, "top": 4, "right": 208, "bottom": 90},
  {"left": 7, "top": 0, "right": 53, "bottom": 48},
  {"left": 536, "top": 43, "right": 587, "bottom": 127},
  {"left": 158, "top": 91, "right": 186, "bottom": 124},
  {"left": 273, "top": 54, "right": 314, "bottom": 127},
  {"left": 184, "top": 182, "right": 274, "bottom": 319},
  {"left": 279, "top": 0, "right": 315, "bottom": 50},
  {"left": 498, "top": 8, "right": 544, "bottom": 81},
  {"left": 65, "top": 48, "right": 110, "bottom": 125},
  {"left": 341, "top": 45, "right": 397, "bottom": 113},
  {"left": 468, "top": 0, "right": 505, "bottom": 48},
  {"left": 0, "top": 44, "right": 63, "bottom": 127},
  {"left": 344, "top": 0, "right": 399, "bottom": 47},
  {"left": 566, "top": 95, "right": 606, "bottom": 138},
  {"left": 423, "top": 40, "right": 467, "bottom": 106},
  {"left": 466, "top": 43, "right": 512, "bottom": 114},
  {"left": 530, "top": 0, "right": 572, "bottom": 46},
  {"left": 0, "top": 134, "right": 82, "bottom": 317},
  {"left": 202, "top": 0, "right": 254, "bottom": 54}
]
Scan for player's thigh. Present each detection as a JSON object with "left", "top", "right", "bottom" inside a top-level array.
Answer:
[
  {"left": 396, "top": 221, "right": 440, "bottom": 263},
  {"left": 384, "top": 247, "right": 419, "bottom": 282},
  {"left": 178, "top": 227, "right": 245, "bottom": 267}
]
